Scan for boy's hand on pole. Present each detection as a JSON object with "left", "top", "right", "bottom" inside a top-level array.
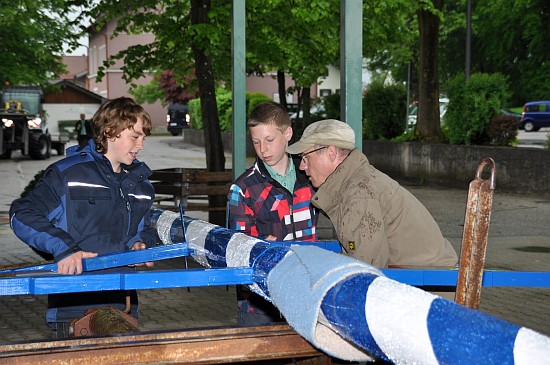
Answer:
[
  {"left": 57, "top": 251, "right": 98, "bottom": 275},
  {"left": 130, "top": 241, "right": 154, "bottom": 267}
]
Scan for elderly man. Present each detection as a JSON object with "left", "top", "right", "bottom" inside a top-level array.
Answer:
[{"left": 287, "top": 119, "right": 457, "bottom": 268}]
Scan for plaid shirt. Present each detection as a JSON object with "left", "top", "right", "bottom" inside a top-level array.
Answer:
[{"left": 227, "top": 156, "right": 317, "bottom": 241}]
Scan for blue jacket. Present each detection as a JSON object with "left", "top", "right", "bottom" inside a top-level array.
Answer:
[
  {"left": 9, "top": 140, "right": 157, "bottom": 322},
  {"left": 10, "top": 140, "right": 157, "bottom": 261}
]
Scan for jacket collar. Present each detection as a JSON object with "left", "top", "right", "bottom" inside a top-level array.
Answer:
[
  {"left": 313, "top": 149, "right": 366, "bottom": 210},
  {"left": 254, "top": 155, "right": 311, "bottom": 188}
]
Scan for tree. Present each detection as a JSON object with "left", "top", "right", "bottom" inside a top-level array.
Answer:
[
  {"left": 416, "top": 0, "right": 443, "bottom": 142},
  {"left": 0, "top": 0, "right": 82, "bottom": 89},
  {"left": 244, "top": 0, "right": 340, "bottom": 130},
  {"left": 440, "top": 0, "right": 550, "bottom": 105}
]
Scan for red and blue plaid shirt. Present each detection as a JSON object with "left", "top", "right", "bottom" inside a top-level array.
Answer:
[{"left": 227, "top": 156, "right": 318, "bottom": 241}]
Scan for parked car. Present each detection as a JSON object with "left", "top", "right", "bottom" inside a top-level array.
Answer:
[
  {"left": 166, "top": 102, "right": 190, "bottom": 136},
  {"left": 286, "top": 102, "right": 299, "bottom": 117},
  {"left": 290, "top": 103, "right": 326, "bottom": 122},
  {"left": 407, "top": 98, "right": 449, "bottom": 128},
  {"left": 519, "top": 100, "right": 550, "bottom": 132},
  {"left": 500, "top": 108, "right": 522, "bottom": 122}
]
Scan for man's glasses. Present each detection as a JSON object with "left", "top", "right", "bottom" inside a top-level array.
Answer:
[{"left": 299, "top": 146, "right": 327, "bottom": 163}]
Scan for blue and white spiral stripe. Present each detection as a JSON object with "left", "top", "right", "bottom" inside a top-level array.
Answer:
[{"left": 150, "top": 208, "right": 550, "bottom": 364}]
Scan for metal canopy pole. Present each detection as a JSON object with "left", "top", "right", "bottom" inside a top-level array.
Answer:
[
  {"left": 340, "top": 0, "right": 363, "bottom": 150},
  {"left": 231, "top": 0, "right": 247, "bottom": 179}
]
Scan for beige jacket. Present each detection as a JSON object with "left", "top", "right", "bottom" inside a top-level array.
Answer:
[{"left": 312, "top": 149, "right": 458, "bottom": 268}]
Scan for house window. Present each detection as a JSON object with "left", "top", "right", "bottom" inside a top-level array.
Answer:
[
  {"left": 89, "top": 47, "right": 96, "bottom": 76},
  {"left": 98, "top": 45, "right": 107, "bottom": 70},
  {"left": 320, "top": 89, "right": 332, "bottom": 97}
]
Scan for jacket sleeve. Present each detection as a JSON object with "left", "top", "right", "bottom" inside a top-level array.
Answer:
[
  {"left": 227, "top": 183, "right": 259, "bottom": 237},
  {"left": 9, "top": 167, "right": 81, "bottom": 261},
  {"left": 338, "top": 185, "right": 390, "bottom": 268},
  {"left": 127, "top": 209, "right": 158, "bottom": 248}
]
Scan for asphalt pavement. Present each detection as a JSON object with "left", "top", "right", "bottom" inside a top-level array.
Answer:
[{"left": 0, "top": 135, "right": 548, "bottom": 345}]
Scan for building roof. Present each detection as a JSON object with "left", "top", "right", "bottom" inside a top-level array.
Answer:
[{"left": 45, "top": 80, "right": 106, "bottom": 104}]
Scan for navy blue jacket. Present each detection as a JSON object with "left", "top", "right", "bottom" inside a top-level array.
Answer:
[
  {"left": 9, "top": 140, "right": 157, "bottom": 322},
  {"left": 10, "top": 140, "right": 157, "bottom": 261}
]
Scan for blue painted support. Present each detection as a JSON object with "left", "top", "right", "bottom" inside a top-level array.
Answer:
[
  {"left": 0, "top": 268, "right": 253, "bottom": 295},
  {"left": 1, "top": 265, "right": 549, "bottom": 296},
  {"left": 0, "top": 243, "right": 191, "bottom": 276},
  {"left": 382, "top": 268, "right": 550, "bottom": 288}
]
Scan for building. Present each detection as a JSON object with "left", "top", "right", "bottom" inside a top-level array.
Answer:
[{"left": 62, "top": 19, "right": 347, "bottom": 132}]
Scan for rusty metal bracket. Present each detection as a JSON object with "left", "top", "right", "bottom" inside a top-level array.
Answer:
[{"left": 455, "top": 157, "right": 496, "bottom": 308}]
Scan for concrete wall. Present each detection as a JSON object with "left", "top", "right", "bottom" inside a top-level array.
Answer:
[
  {"left": 183, "top": 130, "right": 549, "bottom": 196},
  {"left": 364, "top": 141, "right": 550, "bottom": 196}
]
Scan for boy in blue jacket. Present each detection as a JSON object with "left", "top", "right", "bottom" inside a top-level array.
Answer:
[{"left": 10, "top": 97, "right": 156, "bottom": 338}]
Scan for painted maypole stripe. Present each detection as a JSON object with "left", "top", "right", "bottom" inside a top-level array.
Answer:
[
  {"left": 366, "top": 276, "right": 439, "bottom": 364},
  {"left": 149, "top": 208, "right": 550, "bottom": 364},
  {"left": 187, "top": 219, "right": 217, "bottom": 267},
  {"left": 514, "top": 327, "right": 550, "bottom": 364},
  {"left": 226, "top": 233, "right": 260, "bottom": 268}
]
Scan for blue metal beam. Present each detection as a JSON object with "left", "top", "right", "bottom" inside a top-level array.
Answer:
[{"left": 1, "top": 268, "right": 549, "bottom": 296}]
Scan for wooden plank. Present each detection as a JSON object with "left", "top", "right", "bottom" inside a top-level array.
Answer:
[
  {"left": 150, "top": 168, "right": 233, "bottom": 212},
  {"left": 150, "top": 169, "right": 233, "bottom": 184},
  {"left": 0, "top": 325, "right": 330, "bottom": 365},
  {"left": 151, "top": 183, "right": 231, "bottom": 197}
]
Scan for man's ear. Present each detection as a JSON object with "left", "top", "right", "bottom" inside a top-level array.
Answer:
[{"left": 327, "top": 145, "right": 338, "bottom": 161}]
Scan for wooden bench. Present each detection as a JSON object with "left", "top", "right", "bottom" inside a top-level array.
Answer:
[{"left": 150, "top": 168, "right": 233, "bottom": 212}]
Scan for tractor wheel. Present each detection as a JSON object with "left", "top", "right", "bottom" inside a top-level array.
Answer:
[{"left": 29, "top": 134, "right": 51, "bottom": 160}]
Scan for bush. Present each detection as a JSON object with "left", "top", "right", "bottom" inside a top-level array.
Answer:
[
  {"left": 487, "top": 115, "right": 518, "bottom": 146},
  {"left": 445, "top": 72, "right": 511, "bottom": 145},
  {"left": 189, "top": 98, "right": 202, "bottom": 129},
  {"left": 247, "top": 93, "right": 272, "bottom": 119},
  {"left": 189, "top": 90, "right": 270, "bottom": 131},
  {"left": 216, "top": 89, "right": 233, "bottom": 132},
  {"left": 321, "top": 92, "right": 341, "bottom": 120},
  {"left": 362, "top": 81, "right": 407, "bottom": 140}
]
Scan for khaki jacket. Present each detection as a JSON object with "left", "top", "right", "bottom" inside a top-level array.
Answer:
[{"left": 312, "top": 149, "right": 457, "bottom": 268}]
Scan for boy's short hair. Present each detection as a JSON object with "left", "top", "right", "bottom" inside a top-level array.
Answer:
[
  {"left": 247, "top": 101, "right": 291, "bottom": 132},
  {"left": 92, "top": 97, "right": 152, "bottom": 154}
]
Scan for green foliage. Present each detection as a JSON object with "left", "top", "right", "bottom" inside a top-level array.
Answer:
[
  {"left": 487, "top": 115, "right": 519, "bottom": 147},
  {"left": 216, "top": 89, "right": 233, "bottom": 132},
  {"left": 247, "top": 93, "right": 272, "bottom": 120},
  {"left": 445, "top": 72, "right": 511, "bottom": 145},
  {"left": 441, "top": 0, "right": 550, "bottom": 105},
  {"left": 321, "top": 93, "right": 341, "bottom": 120},
  {"left": 129, "top": 79, "right": 166, "bottom": 106},
  {"left": 189, "top": 90, "right": 270, "bottom": 132},
  {"left": 189, "top": 98, "right": 202, "bottom": 129},
  {"left": 362, "top": 81, "right": 407, "bottom": 140},
  {"left": 0, "top": 0, "right": 81, "bottom": 87}
]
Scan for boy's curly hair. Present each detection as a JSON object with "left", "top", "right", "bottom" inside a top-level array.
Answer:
[{"left": 92, "top": 97, "right": 152, "bottom": 154}]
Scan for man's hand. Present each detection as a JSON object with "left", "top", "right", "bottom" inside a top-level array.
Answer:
[
  {"left": 264, "top": 235, "right": 277, "bottom": 241},
  {"left": 130, "top": 241, "right": 154, "bottom": 267},
  {"left": 57, "top": 251, "right": 98, "bottom": 275}
]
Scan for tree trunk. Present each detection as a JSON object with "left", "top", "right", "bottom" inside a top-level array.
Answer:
[
  {"left": 191, "top": 0, "right": 226, "bottom": 225},
  {"left": 417, "top": 0, "right": 442, "bottom": 142},
  {"left": 277, "top": 70, "right": 287, "bottom": 110},
  {"left": 302, "top": 85, "right": 311, "bottom": 125}
]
